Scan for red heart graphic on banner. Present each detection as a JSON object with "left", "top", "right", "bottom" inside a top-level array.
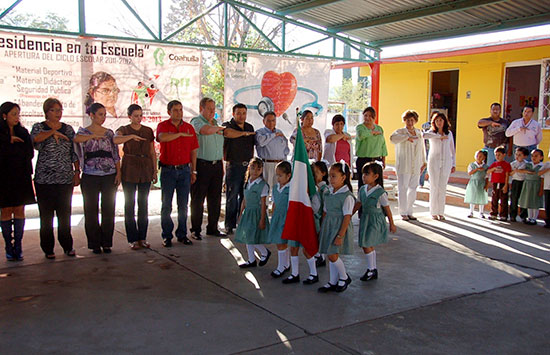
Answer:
[{"left": 261, "top": 71, "right": 298, "bottom": 117}]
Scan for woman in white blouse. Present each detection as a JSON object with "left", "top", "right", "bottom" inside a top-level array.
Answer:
[
  {"left": 323, "top": 114, "right": 352, "bottom": 166},
  {"left": 423, "top": 112, "right": 456, "bottom": 220},
  {"left": 390, "top": 110, "right": 426, "bottom": 221}
]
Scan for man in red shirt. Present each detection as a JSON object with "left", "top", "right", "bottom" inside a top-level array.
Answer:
[
  {"left": 487, "top": 146, "right": 511, "bottom": 221},
  {"left": 157, "top": 100, "right": 198, "bottom": 247}
]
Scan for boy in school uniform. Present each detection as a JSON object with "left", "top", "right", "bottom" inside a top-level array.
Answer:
[
  {"left": 509, "top": 146, "right": 529, "bottom": 222},
  {"left": 487, "top": 146, "right": 512, "bottom": 221}
]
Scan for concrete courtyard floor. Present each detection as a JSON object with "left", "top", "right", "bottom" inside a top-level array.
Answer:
[{"left": 1, "top": 190, "right": 549, "bottom": 354}]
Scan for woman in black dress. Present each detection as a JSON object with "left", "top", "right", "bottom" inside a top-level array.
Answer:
[{"left": 0, "top": 102, "right": 35, "bottom": 261}]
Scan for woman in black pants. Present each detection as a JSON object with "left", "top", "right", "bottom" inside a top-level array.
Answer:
[
  {"left": 31, "top": 98, "right": 80, "bottom": 259},
  {"left": 75, "top": 103, "right": 121, "bottom": 254}
]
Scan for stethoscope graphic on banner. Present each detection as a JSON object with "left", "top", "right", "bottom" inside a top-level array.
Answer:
[{"left": 233, "top": 85, "right": 323, "bottom": 124}]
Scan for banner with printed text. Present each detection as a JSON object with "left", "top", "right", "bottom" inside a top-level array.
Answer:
[
  {"left": 224, "top": 53, "right": 330, "bottom": 137},
  {"left": 0, "top": 31, "right": 201, "bottom": 131}
]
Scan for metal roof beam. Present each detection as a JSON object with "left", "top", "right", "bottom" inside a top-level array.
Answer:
[
  {"left": 277, "top": 0, "right": 344, "bottom": 15},
  {"left": 328, "top": 0, "right": 505, "bottom": 32},
  {"left": 371, "top": 12, "right": 550, "bottom": 47}
]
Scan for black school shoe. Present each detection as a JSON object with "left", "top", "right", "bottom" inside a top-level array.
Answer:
[
  {"left": 335, "top": 274, "right": 352, "bottom": 292},
  {"left": 270, "top": 266, "right": 290, "bottom": 278},
  {"left": 177, "top": 236, "right": 193, "bottom": 245},
  {"left": 318, "top": 283, "right": 337, "bottom": 293},
  {"left": 207, "top": 230, "right": 227, "bottom": 237},
  {"left": 258, "top": 250, "right": 271, "bottom": 266},
  {"left": 302, "top": 275, "right": 319, "bottom": 285},
  {"left": 282, "top": 274, "right": 300, "bottom": 284},
  {"left": 239, "top": 260, "right": 257, "bottom": 268},
  {"left": 360, "top": 269, "right": 378, "bottom": 282},
  {"left": 315, "top": 255, "right": 326, "bottom": 267},
  {"left": 162, "top": 239, "right": 172, "bottom": 247}
]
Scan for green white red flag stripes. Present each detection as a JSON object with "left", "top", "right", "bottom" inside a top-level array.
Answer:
[{"left": 281, "top": 121, "right": 319, "bottom": 257}]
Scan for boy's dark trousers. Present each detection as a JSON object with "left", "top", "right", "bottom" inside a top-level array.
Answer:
[
  {"left": 491, "top": 182, "right": 508, "bottom": 218},
  {"left": 509, "top": 180, "right": 527, "bottom": 220},
  {"left": 544, "top": 190, "right": 550, "bottom": 227}
]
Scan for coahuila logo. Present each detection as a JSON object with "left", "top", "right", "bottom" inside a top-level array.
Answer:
[{"left": 154, "top": 48, "right": 165, "bottom": 66}]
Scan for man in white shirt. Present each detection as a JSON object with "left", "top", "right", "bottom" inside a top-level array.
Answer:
[{"left": 505, "top": 105, "right": 542, "bottom": 160}]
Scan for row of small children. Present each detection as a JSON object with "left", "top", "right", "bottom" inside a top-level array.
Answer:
[
  {"left": 465, "top": 146, "right": 550, "bottom": 227},
  {"left": 234, "top": 158, "right": 396, "bottom": 293}
]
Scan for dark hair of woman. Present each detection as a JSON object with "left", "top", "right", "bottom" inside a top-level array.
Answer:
[
  {"left": 127, "top": 104, "right": 142, "bottom": 116},
  {"left": 430, "top": 112, "right": 450, "bottom": 135}
]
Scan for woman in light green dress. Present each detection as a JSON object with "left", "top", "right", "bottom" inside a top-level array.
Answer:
[
  {"left": 236, "top": 158, "right": 271, "bottom": 268},
  {"left": 518, "top": 149, "right": 544, "bottom": 225},
  {"left": 353, "top": 162, "right": 396, "bottom": 283},
  {"left": 464, "top": 150, "right": 488, "bottom": 218},
  {"left": 317, "top": 163, "right": 354, "bottom": 293}
]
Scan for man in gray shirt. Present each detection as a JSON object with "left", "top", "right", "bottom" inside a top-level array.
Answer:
[{"left": 477, "top": 102, "right": 512, "bottom": 165}]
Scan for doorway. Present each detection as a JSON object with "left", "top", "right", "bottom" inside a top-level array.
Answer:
[
  {"left": 430, "top": 70, "right": 459, "bottom": 143},
  {"left": 503, "top": 64, "right": 541, "bottom": 122}
]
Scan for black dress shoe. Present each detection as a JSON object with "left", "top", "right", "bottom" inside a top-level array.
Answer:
[
  {"left": 258, "top": 249, "right": 271, "bottom": 266},
  {"left": 225, "top": 227, "right": 234, "bottom": 235},
  {"left": 102, "top": 247, "right": 112, "bottom": 254},
  {"left": 162, "top": 239, "right": 172, "bottom": 247},
  {"left": 282, "top": 274, "right": 300, "bottom": 284},
  {"left": 318, "top": 283, "right": 337, "bottom": 293},
  {"left": 92, "top": 248, "right": 102, "bottom": 254},
  {"left": 335, "top": 274, "right": 352, "bottom": 292},
  {"left": 177, "top": 236, "right": 193, "bottom": 245},
  {"left": 302, "top": 275, "right": 319, "bottom": 285},
  {"left": 191, "top": 232, "right": 202, "bottom": 241},
  {"left": 270, "top": 266, "right": 290, "bottom": 278},
  {"left": 360, "top": 269, "right": 378, "bottom": 281},
  {"left": 315, "top": 255, "right": 326, "bottom": 267},
  {"left": 239, "top": 260, "right": 257, "bottom": 268},
  {"left": 207, "top": 230, "right": 227, "bottom": 237}
]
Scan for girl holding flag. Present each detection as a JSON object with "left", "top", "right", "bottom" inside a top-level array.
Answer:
[{"left": 317, "top": 162, "right": 355, "bottom": 293}]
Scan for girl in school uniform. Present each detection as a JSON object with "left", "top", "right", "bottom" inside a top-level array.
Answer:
[
  {"left": 236, "top": 158, "right": 271, "bottom": 268},
  {"left": 312, "top": 160, "right": 330, "bottom": 267},
  {"left": 353, "top": 162, "right": 396, "bottom": 282},
  {"left": 518, "top": 149, "right": 544, "bottom": 225},
  {"left": 268, "top": 161, "right": 292, "bottom": 278},
  {"left": 464, "top": 150, "right": 489, "bottom": 218},
  {"left": 317, "top": 162, "right": 355, "bottom": 293}
]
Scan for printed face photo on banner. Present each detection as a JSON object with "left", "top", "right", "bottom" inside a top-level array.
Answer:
[
  {"left": 225, "top": 54, "right": 330, "bottom": 137},
  {"left": 0, "top": 31, "right": 201, "bottom": 131}
]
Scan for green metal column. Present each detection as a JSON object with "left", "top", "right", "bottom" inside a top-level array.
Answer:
[{"left": 78, "top": 0, "right": 86, "bottom": 35}]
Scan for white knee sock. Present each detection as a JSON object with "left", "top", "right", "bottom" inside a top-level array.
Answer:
[
  {"left": 290, "top": 256, "right": 300, "bottom": 276},
  {"left": 529, "top": 209, "right": 537, "bottom": 220},
  {"left": 328, "top": 261, "right": 338, "bottom": 285},
  {"left": 306, "top": 257, "right": 317, "bottom": 276},
  {"left": 479, "top": 205, "right": 484, "bottom": 214},
  {"left": 277, "top": 250, "right": 287, "bottom": 272},
  {"left": 255, "top": 244, "right": 268, "bottom": 258},
  {"left": 333, "top": 258, "right": 348, "bottom": 285},
  {"left": 469, "top": 204, "right": 474, "bottom": 213},
  {"left": 365, "top": 251, "right": 376, "bottom": 270},
  {"left": 246, "top": 244, "right": 256, "bottom": 263}
]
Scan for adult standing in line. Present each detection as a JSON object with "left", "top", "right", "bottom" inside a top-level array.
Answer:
[
  {"left": 505, "top": 105, "right": 542, "bottom": 160},
  {"left": 477, "top": 103, "right": 512, "bottom": 166},
  {"left": 419, "top": 119, "right": 432, "bottom": 187},
  {"left": 255, "top": 111, "right": 289, "bottom": 192},
  {"left": 423, "top": 112, "right": 456, "bottom": 220},
  {"left": 157, "top": 100, "right": 199, "bottom": 247},
  {"left": 323, "top": 114, "right": 352, "bottom": 166},
  {"left": 0, "top": 102, "right": 35, "bottom": 261},
  {"left": 115, "top": 104, "right": 157, "bottom": 250},
  {"left": 390, "top": 110, "right": 426, "bottom": 221},
  {"left": 290, "top": 110, "right": 322, "bottom": 161},
  {"left": 31, "top": 98, "right": 79, "bottom": 259},
  {"left": 355, "top": 106, "right": 388, "bottom": 191},
  {"left": 223, "top": 103, "right": 255, "bottom": 235},
  {"left": 74, "top": 103, "right": 121, "bottom": 254},
  {"left": 190, "top": 98, "right": 226, "bottom": 239}
]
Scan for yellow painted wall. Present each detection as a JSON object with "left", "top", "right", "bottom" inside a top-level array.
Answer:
[{"left": 379, "top": 45, "right": 550, "bottom": 171}]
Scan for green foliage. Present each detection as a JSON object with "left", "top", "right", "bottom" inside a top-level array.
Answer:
[
  {"left": 330, "top": 78, "right": 371, "bottom": 111},
  {"left": 1, "top": 12, "right": 68, "bottom": 31}
]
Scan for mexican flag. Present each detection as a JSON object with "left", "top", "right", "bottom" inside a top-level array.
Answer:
[{"left": 281, "top": 121, "right": 319, "bottom": 257}]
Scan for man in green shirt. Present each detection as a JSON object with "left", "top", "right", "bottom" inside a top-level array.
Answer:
[{"left": 190, "top": 98, "right": 226, "bottom": 239}]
